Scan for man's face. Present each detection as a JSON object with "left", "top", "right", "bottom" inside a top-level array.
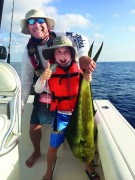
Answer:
[
  {"left": 54, "top": 47, "right": 72, "bottom": 67},
  {"left": 27, "top": 18, "right": 48, "bottom": 39}
]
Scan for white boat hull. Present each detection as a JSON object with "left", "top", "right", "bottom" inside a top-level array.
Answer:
[{"left": 94, "top": 100, "right": 135, "bottom": 180}]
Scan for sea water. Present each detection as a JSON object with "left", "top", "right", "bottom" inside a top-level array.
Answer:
[{"left": 11, "top": 61, "right": 135, "bottom": 128}]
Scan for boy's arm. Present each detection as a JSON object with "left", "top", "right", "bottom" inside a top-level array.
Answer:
[{"left": 34, "top": 77, "right": 46, "bottom": 93}]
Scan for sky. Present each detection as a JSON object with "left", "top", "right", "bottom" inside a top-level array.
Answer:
[{"left": 0, "top": 0, "right": 135, "bottom": 62}]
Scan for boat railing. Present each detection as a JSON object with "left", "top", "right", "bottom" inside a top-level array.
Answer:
[
  {"left": 0, "top": 61, "right": 21, "bottom": 156},
  {"left": 94, "top": 100, "right": 135, "bottom": 180}
]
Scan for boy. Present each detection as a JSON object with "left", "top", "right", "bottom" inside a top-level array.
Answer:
[{"left": 35, "top": 36, "right": 99, "bottom": 180}]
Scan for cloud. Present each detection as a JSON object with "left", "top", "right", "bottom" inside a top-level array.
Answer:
[
  {"left": 128, "top": 26, "right": 135, "bottom": 31},
  {"left": 54, "top": 14, "right": 92, "bottom": 30},
  {"left": 113, "top": 13, "right": 121, "bottom": 18},
  {"left": 94, "top": 33, "right": 104, "bottom": 39},
  {"left": 112, "top": 26, "right": 125, "bottom": 31},
  {"left": 129, "top": 9, "right": 135, "bottom": 14},
  {"left": 0, "top": 33, "right": 9, "bottom": 46}
]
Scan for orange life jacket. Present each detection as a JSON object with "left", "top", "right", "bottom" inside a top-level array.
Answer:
[{"left": 49, "top": 62, "right": 82, "bottom": 111}]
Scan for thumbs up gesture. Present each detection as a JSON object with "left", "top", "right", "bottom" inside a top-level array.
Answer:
[{"left": 40, "top": 61, "right": 52, "bottom": 84}]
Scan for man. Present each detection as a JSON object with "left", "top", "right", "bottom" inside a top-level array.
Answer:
[{"left": 20, "top": 8, "right": 96, "bottom": 168}]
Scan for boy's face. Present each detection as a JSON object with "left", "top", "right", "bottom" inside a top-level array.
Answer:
[{"left": 54, "top": 47, "right": 71, "bottom": 67}]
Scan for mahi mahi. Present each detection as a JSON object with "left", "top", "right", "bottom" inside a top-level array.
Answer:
[{"left": 66, "top": 42, "right": 103, "bottom": 163}]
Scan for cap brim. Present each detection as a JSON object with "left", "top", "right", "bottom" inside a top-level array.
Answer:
[
  {"left": 42, "top": 45, "right": 76, "bottom": 60},
  {"left": 42, "top": 48, "right": 54, "bottom": 60}
]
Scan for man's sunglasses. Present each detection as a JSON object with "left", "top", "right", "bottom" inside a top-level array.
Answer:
[{"left": 27, "top": 18, "right": 46, "bottom": 25}]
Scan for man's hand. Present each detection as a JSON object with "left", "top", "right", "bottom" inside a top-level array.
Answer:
[{"left": 79, "top": 56, "right": 96, "bottom": 74}]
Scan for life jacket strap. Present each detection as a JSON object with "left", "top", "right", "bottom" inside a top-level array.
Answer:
[
  {"left": 51, "top": 72, "right": 80, "bottom": 79},
  {"left": 52, "top": 91, "right": 78, "bottom": 103}
]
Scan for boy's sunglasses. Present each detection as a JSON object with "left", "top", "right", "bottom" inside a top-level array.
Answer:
[{"left": 27, "top": 18, "right": 46, "bottom": 25}]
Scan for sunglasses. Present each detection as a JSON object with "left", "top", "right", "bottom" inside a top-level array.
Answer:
[{"left": 27, "top": 18, "right": 46, "bottom": 25}]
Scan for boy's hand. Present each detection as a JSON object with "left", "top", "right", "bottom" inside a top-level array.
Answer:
[
  {"left": 40, "top": 62, "right": 52, "bottom": 84},
  {"left": 83, "top": 72, "right": 92, "bottom": 82}
]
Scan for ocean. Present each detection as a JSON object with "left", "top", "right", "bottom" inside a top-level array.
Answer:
[{"left": 11, "top": 61, "right": 135, "bottom": 129}]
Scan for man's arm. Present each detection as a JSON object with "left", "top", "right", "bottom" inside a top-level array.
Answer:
[{"left": 21, "top": 48, "right": 34, "bottom": 105}]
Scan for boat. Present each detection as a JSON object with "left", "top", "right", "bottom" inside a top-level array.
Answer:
[{"left": 0, "top": 1, "right": 135, "bottom": 180}]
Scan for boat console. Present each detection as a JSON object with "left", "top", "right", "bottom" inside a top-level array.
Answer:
[{"left": 0, "top": 61, "right": 21, "bottom": 179}]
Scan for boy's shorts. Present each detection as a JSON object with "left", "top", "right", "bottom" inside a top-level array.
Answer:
[
  {"left": 50, "top": 112, "right": 71, "bottom": 148},
  {"left": 30, "top": 103, "right": 53, "bottom": 125}
]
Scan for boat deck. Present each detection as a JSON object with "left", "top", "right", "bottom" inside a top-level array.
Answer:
[
  {"left": 19, "top": 99, "right": 105, "bottom": 180},
  {"left": 19, "top": 127, "right": 104, "bottom": 180}
]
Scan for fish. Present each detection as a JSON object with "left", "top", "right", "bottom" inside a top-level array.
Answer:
[
  {"left": 66, "top": 42, "right": 103, "bottom": 163},
  {"left": 89, "top": 41, "right": 104, "bottom": 63}
]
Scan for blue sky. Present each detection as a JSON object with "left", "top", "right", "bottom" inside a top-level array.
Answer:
[{"left": 0, "top": 0, "right": 135, "bottom": 62}]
